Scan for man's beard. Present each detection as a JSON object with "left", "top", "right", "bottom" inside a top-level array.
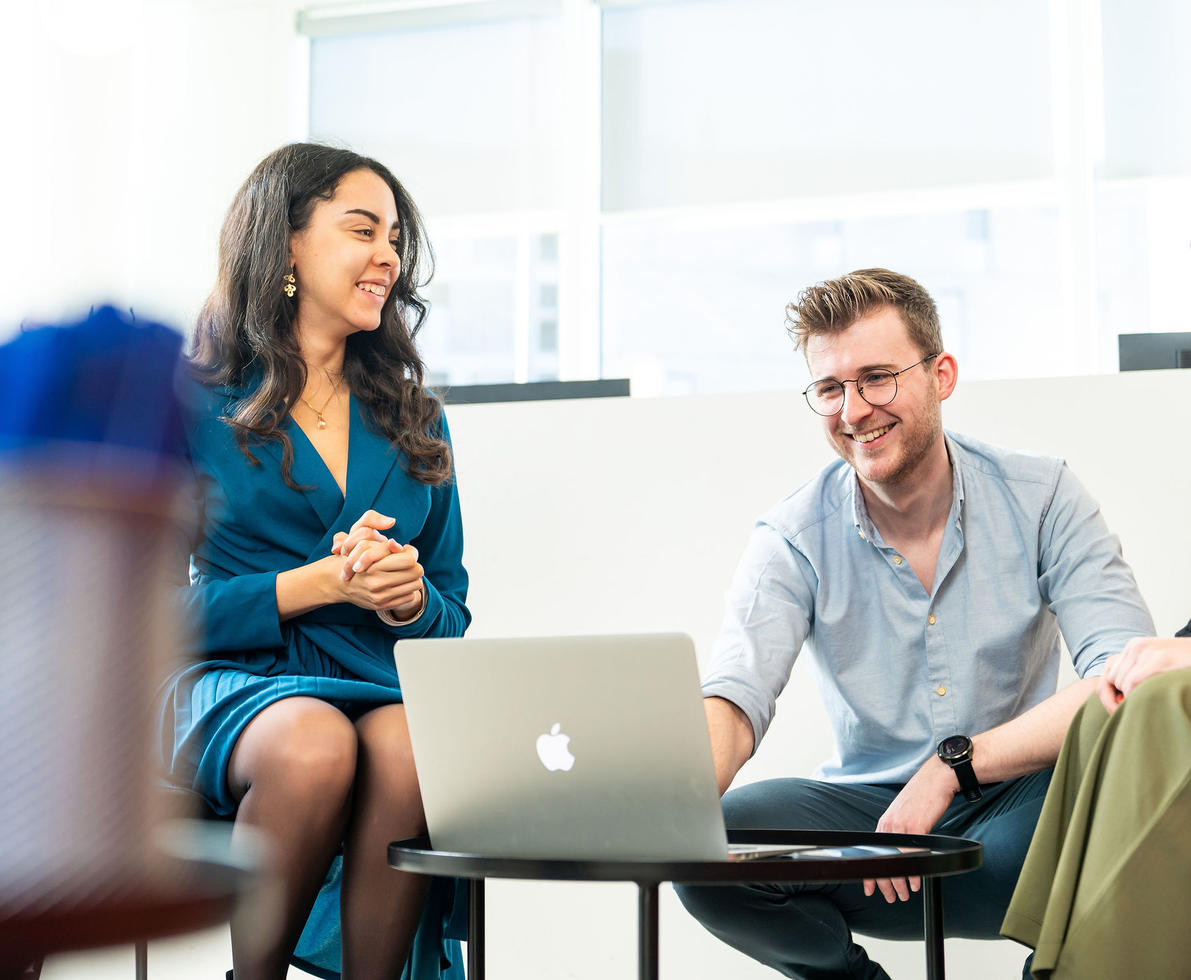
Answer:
[{"left": 839, "top": 398, "right": 943, "bottom": 489}]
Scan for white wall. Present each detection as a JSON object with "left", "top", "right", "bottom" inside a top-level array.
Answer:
[
  {"left": 452, "top": 368, "right": 1190, "bottom": 647},
  {"left": 439, "top": 366, "right": 1189, "bottom": 980}
]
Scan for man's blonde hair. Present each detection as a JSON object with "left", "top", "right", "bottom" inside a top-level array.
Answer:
[{"left": 785, "top": 268, "right": 942, "bottom": 357}]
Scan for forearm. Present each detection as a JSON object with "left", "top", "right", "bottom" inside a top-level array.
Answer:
[
  {"left": 705, "top": 696, "right": 755, "bottom": 796},
  {"left": 969, "top": 676, "right": 1098, "bottom": 784},
  {"left": 879, "top": 677, "right": 1099, "bottom": 848},
  {"left": 275, "top": 560, "right": 337, "bottom": 621}
]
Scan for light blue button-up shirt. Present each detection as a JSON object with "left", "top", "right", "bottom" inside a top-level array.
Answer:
[{"left": 702, "top": 431, "right": 1155, "bottom": 785}]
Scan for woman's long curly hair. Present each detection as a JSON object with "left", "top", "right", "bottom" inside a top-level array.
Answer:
[{"left": 190, "top": 142, "right": 451, "bottom": 487}]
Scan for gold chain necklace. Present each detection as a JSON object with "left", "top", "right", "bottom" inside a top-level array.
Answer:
[{"left": 298, "top": 372, "right": 342, "bottom": 430}]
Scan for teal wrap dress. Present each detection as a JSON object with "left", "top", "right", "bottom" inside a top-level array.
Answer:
[{"left": 158, "top": 378, "right": 470, "bottom": 979}]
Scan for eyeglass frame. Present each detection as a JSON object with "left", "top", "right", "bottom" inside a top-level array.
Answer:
[{"left": 801, "top": 353, "right": 941, "bottom": 417}]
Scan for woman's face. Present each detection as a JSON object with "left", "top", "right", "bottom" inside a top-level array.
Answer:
[{"left": 288, "top": 168, "right": 402, "bottom": 340}]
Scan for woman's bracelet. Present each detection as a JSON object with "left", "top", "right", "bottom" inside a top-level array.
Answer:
[{"left": 377, "top": 588, "right": 425, "bottom": 626}]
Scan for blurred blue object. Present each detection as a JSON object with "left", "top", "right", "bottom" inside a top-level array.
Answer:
[
  {"left": 0, "top": 306, "right": 186, "bottom": 459},
  {"left": 0, "top": 306, "right": 196, "bottom": 920}
]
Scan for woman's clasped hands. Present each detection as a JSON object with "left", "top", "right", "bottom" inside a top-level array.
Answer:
[{"left": 330, "top": 509, "right": 425, "bottom": 617}]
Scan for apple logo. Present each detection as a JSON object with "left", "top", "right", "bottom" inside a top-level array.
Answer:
[{"left": 536, "top": 722, "right": 576, "bottom": 772}]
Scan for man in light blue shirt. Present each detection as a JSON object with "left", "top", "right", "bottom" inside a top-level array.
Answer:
[{"left": 676, "top": 269, "right": 1154, "bottom": 980}]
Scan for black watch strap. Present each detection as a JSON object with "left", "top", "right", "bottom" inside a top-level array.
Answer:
[{"left": 951, "top": 760, "right": 982, "bottom": 802}]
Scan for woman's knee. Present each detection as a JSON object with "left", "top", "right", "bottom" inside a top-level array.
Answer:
[{"left": 230, "top": 697, "right": 358, "bottom": 800}]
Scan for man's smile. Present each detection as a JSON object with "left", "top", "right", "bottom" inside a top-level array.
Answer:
[{"left": 848, "top": 422, "right": 896, "bottom": 444}]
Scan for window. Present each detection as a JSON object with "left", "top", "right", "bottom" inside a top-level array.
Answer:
[
  {"left": 303, "top": 0, "right": 1191, "bottom": 396},
  {"left": 308, "top": 6, "right": 575, "bottom": 384}
]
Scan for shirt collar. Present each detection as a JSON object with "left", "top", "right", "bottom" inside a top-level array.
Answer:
[{"left": 849, "top": 432, "right": 966, "bottom": 541}]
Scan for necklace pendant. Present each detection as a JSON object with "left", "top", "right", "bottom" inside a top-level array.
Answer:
[{"left": 316, "top": 416, "right": 328, "bottom": 430}]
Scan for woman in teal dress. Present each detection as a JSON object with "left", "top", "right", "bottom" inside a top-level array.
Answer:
[{"left": 160, "top": 143, "right": 470, "bottom": 980}]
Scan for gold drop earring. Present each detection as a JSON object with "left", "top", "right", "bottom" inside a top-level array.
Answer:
[{"left": 283, "top": 267, "right": 297, "bottom": 299}]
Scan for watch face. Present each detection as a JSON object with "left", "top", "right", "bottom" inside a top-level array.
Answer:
[{"left": 938, "top": 735, "right": 971, "bottom": 760}]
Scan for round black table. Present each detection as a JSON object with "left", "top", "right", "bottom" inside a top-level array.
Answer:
[{"left": 389, "top": 828, "right": 982, "bottom": 980}]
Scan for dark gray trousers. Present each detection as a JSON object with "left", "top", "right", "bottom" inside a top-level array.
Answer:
[{"left": 675, "top": 772, "right": 1050, "bottom": 979}]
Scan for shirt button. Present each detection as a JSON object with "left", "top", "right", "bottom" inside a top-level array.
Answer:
[
  {"left": 928, "top": 614, "right": 937, "bottom": 625},
  {"left": 936, "top": 685, "right": 947, "bottom": 696},
  {"left": 858, "top": 530, "right": 866, "bottom": 540},
  {"left": 892, "top": 555, "right": 903, "bottom": 565}
]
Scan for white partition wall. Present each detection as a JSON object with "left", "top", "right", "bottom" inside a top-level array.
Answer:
[
  {"left": 441, "top": 367, "right": 1189, "bottom": 980},
  {"left": 450, "top": 368, "right": 1189, "bottom": 648}
]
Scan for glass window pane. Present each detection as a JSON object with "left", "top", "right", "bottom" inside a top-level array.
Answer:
[
  {"left": 420, "top": 235, "right": 518, "bottom": 387},
  {"left": 419, "top": 230, "right": 560, "bottom": 386},
  {"left": 1101, "top": 0, "right": 1191, "bottom": 178},
  {"left": 310, "top": 16, "right": 565, "bottom": 216},
  {"left": 602, "top": 0, "right": 1053, "bottom": 211},
  {"left": 1095, "top": 177, "right": 1191, "bottom": 360},
  {"left": 601, "top": 207, "right": 1066, "bottom": 397}
]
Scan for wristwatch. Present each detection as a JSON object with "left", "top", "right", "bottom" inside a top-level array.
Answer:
[{"left": 937, "top": 735, "right": 982, "bottom": 802}]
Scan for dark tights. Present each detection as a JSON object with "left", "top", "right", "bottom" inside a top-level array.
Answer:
[{"left": 227, "top": 698, "right": 427, "bottom": 980}]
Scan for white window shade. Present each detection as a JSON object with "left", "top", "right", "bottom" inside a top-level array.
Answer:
[
  {"left": 602, "top": 0, "right": 1054, "bottom": 211},
  {"left": 418, "top": 229, "right": 561, "bottom": 386},
  {"left": 602, "top": 205, "right": 1065, "bottom": 397},
  {"left": 309, "top": 15, "right": 565, "bottom": 216},
  {"left": 1101, "top": 0, "right": 1191, "bottom": 178}
]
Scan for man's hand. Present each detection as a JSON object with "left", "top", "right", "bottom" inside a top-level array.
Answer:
[
  {"left": 866, "top": 756, "right": 957, "bottom": 903},
  {"left": 1098, "top": 637, "right": 1191, "bottom": 714}
]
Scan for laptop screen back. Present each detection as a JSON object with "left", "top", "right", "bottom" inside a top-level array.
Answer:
[{"left": 395, "top": 633, "right": 729, "bottom": 861}]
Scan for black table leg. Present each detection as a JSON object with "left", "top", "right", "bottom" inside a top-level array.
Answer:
[
  {"left": 468, "top": 878, "right": 485, "bottom": 980},
  {"left": 637, "top": 883, "right": 659, "bottom": 980},
  {"left": 923, "top": 875, "right": 944, "bottom": 980}
]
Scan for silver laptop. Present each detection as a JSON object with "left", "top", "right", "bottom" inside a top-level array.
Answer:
[{"left": 396, "top": 633, "right": 795, "bottom": 862}]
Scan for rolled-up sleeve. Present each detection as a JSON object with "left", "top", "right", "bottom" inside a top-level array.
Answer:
[
  {"left": 701, "top": 522, "right": 817, "bottom": 752},
  {"left": 1038, "top": 464, "right": 1155, "bottom": 677}
]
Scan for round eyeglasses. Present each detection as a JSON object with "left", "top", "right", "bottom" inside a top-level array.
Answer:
[{"left": 802, "top": 353, "right": 940, "bottom": 417}]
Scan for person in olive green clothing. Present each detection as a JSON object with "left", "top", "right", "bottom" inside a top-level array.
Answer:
[{"left": 1001, "top": 621, "right": 1191, "bottom": 978}]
